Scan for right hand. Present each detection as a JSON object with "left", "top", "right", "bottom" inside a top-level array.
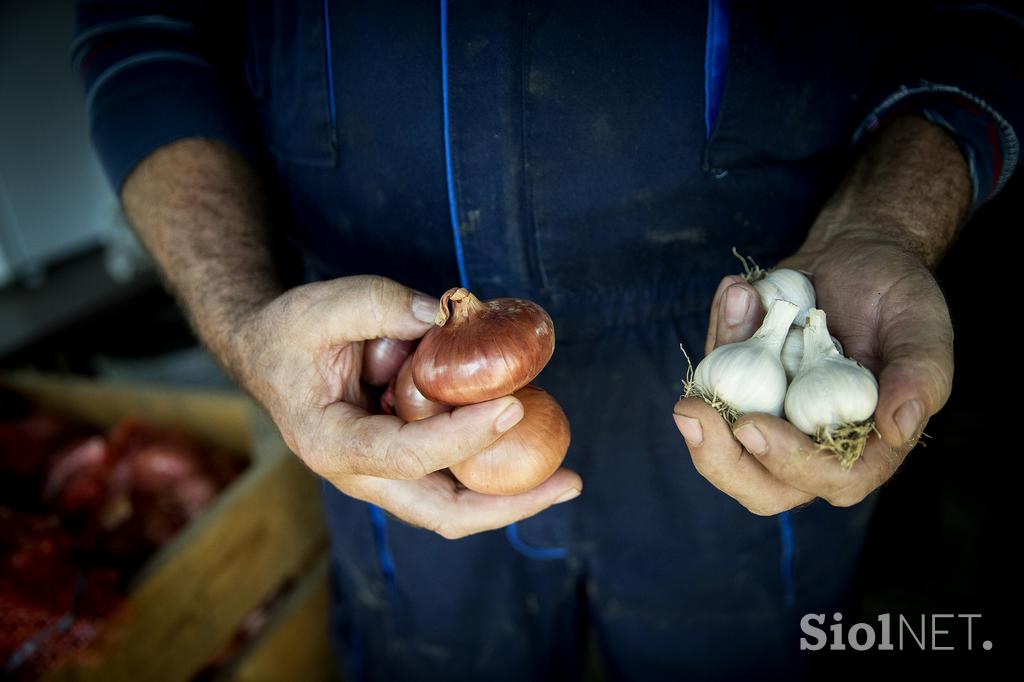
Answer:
[{"left": 236, "top": 275, "right": 582, "bottom": 538}]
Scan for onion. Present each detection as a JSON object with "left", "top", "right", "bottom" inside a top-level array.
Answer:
[
  {"left": 449, "top": 386, "right": 570, "bottom": 495},
  {"left": 392, "top": 355, "right": 450, "bottom": 422},
  {"left": 362, "top": 338, "right": 416, "bottom": 387},
  {"left": 412, "top": 288, "right": 555, "bottom": 405}
]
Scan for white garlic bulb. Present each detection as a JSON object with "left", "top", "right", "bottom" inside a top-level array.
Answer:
[
  {"left": 753, "top": 269, "right": 815, "bottom": 326},
  {"left": 780, "top": 325, "right": 844, "bottom": 381},
  {"left": 784, "top": 309, "right": 878, "bottom": 435},
  {"left": 693, "top": 299, "right": 798, "bottom": 417}
]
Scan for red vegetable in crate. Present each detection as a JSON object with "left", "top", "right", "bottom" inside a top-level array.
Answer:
[
  {"left": 0, "top": 411, "right": 86, "bottom": 492},
  {"left": 1, "top": 508, "right": 123, "bottom": 680},
  {"left": 43, "top": 437, "right": 110, "bottom": 517}
]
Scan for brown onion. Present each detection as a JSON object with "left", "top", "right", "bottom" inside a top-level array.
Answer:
[
  {"left": 412, "top": 288, "right": 555, "bottom": 405},
  {"left": 362, "top": 338, "right": 416, "bottom": 387},
  {"left": 450, "top": 386, "right": 570, "bottom": 495},
  {"left": 392, "top": 355, "right": 450, "bottom": 422}
]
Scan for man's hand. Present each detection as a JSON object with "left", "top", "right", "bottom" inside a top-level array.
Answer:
[
  {"left": 672, "top": 115, "right": 970, "bottom": 514},
  {"left": 674, "top": 235, "right": 952, "bottom": 513},
  {"left": 236, "top": 275, "right": 582, "bottom": 538},
  {"left": 121, "top": 140, "right": 580, "bottom": 539}
]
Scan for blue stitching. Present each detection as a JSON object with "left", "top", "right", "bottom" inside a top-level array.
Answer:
[
  {"left": 703, "top": 0, "right": 715, "bottom": 139},
  {"left": 322, "top": 0, "right": 337, "bottom": 128},
  {"left": 505, "top": 523, "right": 568, "bottom": 561},
  {"left": 441, "top": 2, "right": 565, "bottom": 560},
  {"left": 777, "top": 512, "right": 796, "bottom": 607},
  {"left": 368, "top": 504, "right": 397, "bottom": 587},
  {"left": 703, "top": 0, "right": 729, "bottom": 140},
  {"left": 440, "top": 0, "right": 470, "bottom": 289}
]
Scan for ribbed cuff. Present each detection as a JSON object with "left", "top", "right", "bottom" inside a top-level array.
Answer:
[
  {"left": 87, "top": 58, "right": 261, "bottom": 192},
  {"left": 852, "top": 82, "right": 1019, "bottom": 211}
]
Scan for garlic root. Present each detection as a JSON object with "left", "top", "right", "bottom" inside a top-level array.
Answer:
[
  {"left": 680, "top": 344, "right": 741, "bottom": 425},
  {"left": 811, "top": 421, "right": 878, "bottom": 470}
]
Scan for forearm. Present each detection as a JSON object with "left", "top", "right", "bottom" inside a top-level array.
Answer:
[
  {"left": 120, "top": 138, "right": 282, "bottom": 386},
  {"left": 801, "top": 115, "right": 972, "bottom": 269}
]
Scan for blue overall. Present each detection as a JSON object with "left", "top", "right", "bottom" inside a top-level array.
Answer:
[{"left": 74, "top": 0, "right": 1022, "bottom": 678}]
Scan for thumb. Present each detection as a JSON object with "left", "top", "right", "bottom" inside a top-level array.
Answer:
[
  {"left": 321, "top": 275, "right": 439, "bottom": 342},
  {"left": 874, "top": 301, "right": 954, "bottom": 448},
  {"left": 705, "top": 276, "right": 765, "bottom": 355}
]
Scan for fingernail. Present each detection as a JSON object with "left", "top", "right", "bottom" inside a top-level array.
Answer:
[
  {"left": 554, "top": 488, "right": 581, "bottom": 504},
  {"left": 724, "top": 286, "right": 752, "bottom": 326},
  {"left": 894, "top": 399, "right": 924, "bottom": 442},
  {"left": 412, "top": 294, "right": 438, "bottom": 324},
  {"left": 494, "top": 401, "right": 525, "bottom": 433},
  {"left": 734, "top": 423, "right": 768, "bottom": 456},
  {"left": 673, "top": 414, "right": 703, "bottom": 447}
]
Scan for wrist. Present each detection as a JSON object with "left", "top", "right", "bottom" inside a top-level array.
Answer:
[
  {"left": 213, "top": 294, "right": 282, "bottom": 405},
  {"left": 800, "top": 115, "right": 971, "bottom": 270}
]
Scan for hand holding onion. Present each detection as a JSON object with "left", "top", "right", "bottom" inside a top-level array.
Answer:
[
  {"left": 673, "top": 239, "right": 954, "bottom": 515},
  {"left": 392, "top": 288, "right": 572, "bottom": 496},
  {"left": 236, "top": 275, "right": 581, "bottom": 539}
]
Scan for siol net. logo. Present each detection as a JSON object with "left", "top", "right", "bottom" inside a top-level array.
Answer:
[{"left": 800, "top": 613, "right": 992, "bottom": 652}]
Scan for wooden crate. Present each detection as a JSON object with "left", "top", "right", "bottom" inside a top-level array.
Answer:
[
  {"left": 222, "top": 556, "right": 334, "bottom": 682},
  {"left": 0, "top": 373, "right": 332, "bottom": 682}
]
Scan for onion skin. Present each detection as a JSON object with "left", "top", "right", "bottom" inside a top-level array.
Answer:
[
  {"left": 450, "top": 386, "right": 570, "bottom": 495},
  {"left": 412, "top": 288, "right": 555, "bottom": 405},
  {"left": 393, "top": 355, "right": 450, "bottom": 422},
  {"left": 362, "top": 338, "right": 416, "bottom": 387}
]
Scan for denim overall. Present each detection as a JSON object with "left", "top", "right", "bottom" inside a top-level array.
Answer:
[{"left": 242, "top": 1, "right": 883, "bottom": 678}]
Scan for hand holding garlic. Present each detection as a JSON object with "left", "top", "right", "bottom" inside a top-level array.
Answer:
[{"left": 674, "top": 238, "right": 954, "bottom": 515}]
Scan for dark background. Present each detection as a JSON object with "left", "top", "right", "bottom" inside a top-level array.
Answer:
[{"left": 818, "top": 174, "right": 1021, "bottom": 677}]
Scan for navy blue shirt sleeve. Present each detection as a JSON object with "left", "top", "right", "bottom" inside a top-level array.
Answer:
[
  {"left": 73, "top": 0, "right": 261, "bottom": 192},
  {"left": 853, "top": 2, "right": 1022, "bottom": 210}
]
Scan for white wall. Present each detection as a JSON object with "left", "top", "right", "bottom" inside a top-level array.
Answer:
[{"left": 0, "top": 0, "right": 120, "bottom": 282}]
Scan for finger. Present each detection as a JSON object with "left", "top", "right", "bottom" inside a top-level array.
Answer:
[
  {"left": 705, "top": 276, "right": 765, "bottom": 355},
  {"left": 874, "top": 289, "right": 954, "bottom": 448},
  {"left": 312, "top": 395, "right": 525, "bottom": 479},
  {"left": 315, "top": 275, "right": 439, "bottom": 342},
  {"left": 344, "top": 467, "right": 583, "bottom": 539},
  {"left": 731, "top": 413, "right": 905, "bottom": 506},
  {"left": 673, "top": 398, "right": 813, "bottom": 515}
]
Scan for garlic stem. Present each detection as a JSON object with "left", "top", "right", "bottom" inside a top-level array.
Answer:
[
  {"left": 689, "top": 299, "right": 799, "bottom": 420},
  {"left": 784, "top": 307, "right": 879, "bottom": 468},
  {"left": 752, "top": 299, "right": 800, "bottom": 352},
  {"left": 751, "top": 269, "right": 816, "bottom": 327},
  {"left": 799, "top": 309, "right": 843, "bottom": 372}
]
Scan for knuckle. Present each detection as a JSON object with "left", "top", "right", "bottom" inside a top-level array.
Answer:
[
  {"left": 434, "top": 522, "right": 466, "bottom": 540},
  {"left": 382, "top": 439, "right": 429, "bottom": 480},
  {"left": 420, "top": 511, "right": 463, "bottom": 540},
  {"left": 826, "top": 486, "right": 869, "bottom": 508},
  {"left": 689, "top": 454, "right": 723, "bottom": 485},
  {"left": 744, "top": 499, "right": 788, "bottom": 517},
  {"left": 365, "top": 275, "right": 394, "bottom": 327},
  {"left": 334, "top": 426, "right": 376, "bottom": 476}
]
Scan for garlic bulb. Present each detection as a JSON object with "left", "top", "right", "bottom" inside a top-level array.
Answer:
[
  {"left": 691, "top": 299, "right": 799, "bottom": 419},
  {"left": 752, "top": 269, "right": 815, "bottom": 327},
  {"left": 780, "top": 326, "right": 844, "bottom": 381},
  {"left": 784, "top": 309, "right": 878, "bottom": 436}
]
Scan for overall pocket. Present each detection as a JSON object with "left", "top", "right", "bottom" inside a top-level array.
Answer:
[
  {"left": 703, "top": 4, "right": 883, "bottom": 173},
  {"left": 244, "top": 0, "right": 337, "bottom": 166}
]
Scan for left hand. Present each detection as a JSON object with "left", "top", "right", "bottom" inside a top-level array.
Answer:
[{"left": 672, "top": 230, "right": 953, "bottom": 514}]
